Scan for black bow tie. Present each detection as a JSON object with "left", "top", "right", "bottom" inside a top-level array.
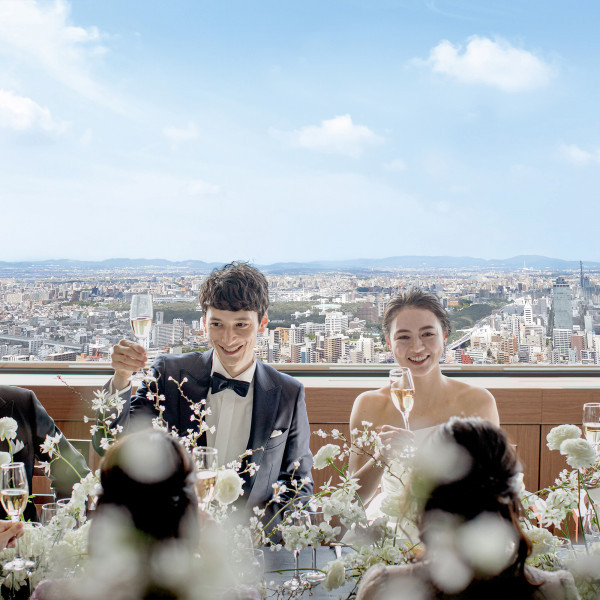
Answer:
[{"left": 210, "top": 372, "right": 251, "bottom": 397}]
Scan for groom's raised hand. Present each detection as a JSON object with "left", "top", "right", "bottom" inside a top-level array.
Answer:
[{"left": 111, "top": 339, "right": 147, "bottom": 390}]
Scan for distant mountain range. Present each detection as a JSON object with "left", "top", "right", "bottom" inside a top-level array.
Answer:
[{"left": 0, "top": 255, "right": 599, "bottom": 274}]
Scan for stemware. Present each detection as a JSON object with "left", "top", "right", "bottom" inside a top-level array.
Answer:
[
  {"left": 130, "top": 293, "right": 153, "bottom": 380},
  {"left": 303, "top": 509, "right": 326, "bottom": 585},
  {"left": 282, "top": 509, "right": 310, "bottom": 591},
  {"left": 193, "top": 447, "right": 219, "bottom": 511},
  {"left": 40, "top": 502, "right": 63, "bottom": 527},
  {"left": 234, "top": 548, "right": 267, "bottom": 597},
  {"left": 0, "top": 462, "right": 34, "bottom": 571},
  {"left": 583, "top": 403, "right": 600, "bottom": 449},
  {"left": 389, "top": 367, "right": 415, "bottom": 431}
]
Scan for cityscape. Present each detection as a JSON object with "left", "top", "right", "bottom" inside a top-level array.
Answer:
[{"left": 1, "top": 259, "right": 599, "bottom": 367}]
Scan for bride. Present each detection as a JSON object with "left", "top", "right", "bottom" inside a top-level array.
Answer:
[{"left": 349, "top": 289, "right": 499, "bottom": 506}]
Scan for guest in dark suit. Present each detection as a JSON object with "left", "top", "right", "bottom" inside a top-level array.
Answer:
[
  {"left": 0, "top": 386, "right": 90, "bottom": 521},
  {"left": 96, "top": 262, "right": 313, "bottom": 522}
]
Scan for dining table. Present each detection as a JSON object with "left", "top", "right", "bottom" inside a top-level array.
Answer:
[{"left": 264, "top": 546, "right": 357, "bottom": 599}]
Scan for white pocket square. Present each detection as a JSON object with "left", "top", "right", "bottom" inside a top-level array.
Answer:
[{"left": 270, "top": 429, "right": 283, "bottom": 438}]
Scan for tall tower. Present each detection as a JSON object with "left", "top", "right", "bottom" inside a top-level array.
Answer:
[{"left": 553, "top": 278, "right": 573, "bottom": 331}]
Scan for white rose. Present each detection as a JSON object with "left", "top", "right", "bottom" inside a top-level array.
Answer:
[
  {"left": 523, "top": 527, "right": 554, "bottom": 557},
  {"left": 560, "top": 438, "right": 596, "bottom": 469},
  {"left": 214, "top": 469, "right": 244, "bottom": 505},
  {"left": 546, "top": 425, "right": 581, "bottom": 451},
  {"left": 313, "top": 444, "right": 341, "bottom": 470},
  {"left": 0, "top": 417, "right": 18, "bottom": 441},
  {"left": 322, "top": 559, "right": 346, "bottom": 591},
  {"left": 0, "top": 452, "right": 10, "bottom": 466}
]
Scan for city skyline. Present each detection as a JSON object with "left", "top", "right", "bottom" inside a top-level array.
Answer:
[{"left": 1, "top": 1, "right": 599, "bottom": 262}]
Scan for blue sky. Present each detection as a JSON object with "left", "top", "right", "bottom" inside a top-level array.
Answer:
[{"left": 1, "top": 0, "right": 599, "bottom": 263}]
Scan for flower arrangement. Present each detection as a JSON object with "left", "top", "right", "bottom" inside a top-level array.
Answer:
[{"left": 4, "top": 377, "right": 600, "bottom": 600}]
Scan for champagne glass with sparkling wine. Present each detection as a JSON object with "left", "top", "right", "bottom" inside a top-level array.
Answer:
[
  {"left": 130, "top": 293, "right": 153, "bottom": 379},
  {"left": 389, "top": 367, "right": 415, "bottom": 431},
  {"left": 1, "top": 462, "right": 34, "bottom": 571},
  {"left": 193, "top": 447, "right": 218, "bottom": 511},
  {"left": 583, "top": 403, "right": 600, "bottom": 449}
]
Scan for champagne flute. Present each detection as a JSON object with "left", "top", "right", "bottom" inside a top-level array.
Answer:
[
  {"left": 1, "top": 462, "right": 34, "bottom": 571},
  {"left": 130, "top": 293, "right": 153, "bottom": 381},
  {"left": 389, "top": 367, "right": 415, "bottom": 431},
  {"left": 193, "top": 447, "right": 218, "bottom": 511},
  {"left": 304, "top": 509, "right": 326, "bottom": 585},
  {"left": 583, "top": 403, "right": 600, "bottom": 449},
  {"left": 282, "top": 509, "right": 310, "bottom": 591}
]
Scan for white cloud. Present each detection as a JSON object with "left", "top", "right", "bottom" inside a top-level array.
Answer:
[
  {"left": 163, "top": 122, "right": 199, "bottom": 147},
  {"left": 560, "top": 144, "right": 600, "bottom": 166},
  {"left": 0, "top": 0, "right": 117, "bottom": 109},
  {"left": 0, "top": 89, "right": 66, "bottom": 133},
  {"left": 383, "top": 158, "right": 407, "bottom": 172},
  {"left": 271, "top": 114, "right": 384, "bottom": 158},
  {"left": 419, "top": 36, "right": 553, "bottom": 92},
  {"left": 187, "top": 179, "right": 220, "bottom": 196}
]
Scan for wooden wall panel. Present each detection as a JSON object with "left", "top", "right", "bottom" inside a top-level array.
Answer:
[
  {"left": 541, "top": 389, "right": 599, "bottom": 424},
  {"left": 539, "top": 424, "right": 571, "bottom": 490},
  {"left": 305, "top": 388, "right": 362, "bottom": 423},
  {"left": 502, "top": 424, "right": 540, "bottom": 492},
  {"left": 489, "top": 389, "right": 542, "bottom": 424}
]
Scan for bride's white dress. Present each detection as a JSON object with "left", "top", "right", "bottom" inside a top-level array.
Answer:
[{"left": 365, "top": 426, "right": 438, "bottom": 534}]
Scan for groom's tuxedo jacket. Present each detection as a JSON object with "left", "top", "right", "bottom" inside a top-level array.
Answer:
[
  {"left": 0, "top": 386, "right": 91, "bottom": 522},
  {"left": 97, "top": 350, "right": 313, "bottom": 516}
]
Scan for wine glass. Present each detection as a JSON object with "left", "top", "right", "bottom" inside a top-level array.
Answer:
[
  {"left": 282, "top": 509, "right": 310, "bottom": 591},
  {"left": 304, "top": 509, "right": 326, "bottom": 585},
  {"left": 130, "top": 294, "right": 153, "bottom": 381},
  {"left": 583, "top": 403, "right": 600, "bottom": 450},
  {"left": 193, "top": 447, "right": 218, "bottom": 511},
  {"left": 389, "top": 367, "right": 415, "bottom": 431},
  {"left": 0, "top": 462, "right": 34, "bottom": 571}
]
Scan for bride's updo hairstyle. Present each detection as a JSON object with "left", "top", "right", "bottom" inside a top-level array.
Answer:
[
  {"left": 382, "top": 289, "right": 451, "bottom": 339},
  {"left": 416, "top": 417, "right": 536, "bottom": 596}
]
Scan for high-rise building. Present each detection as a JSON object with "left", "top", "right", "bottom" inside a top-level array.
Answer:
[
  {"left": 324, "top": 335, "right": 344, "bottom": 363},
  {"left": 553, "top": 278, "right": 573, "bottom": 331}
]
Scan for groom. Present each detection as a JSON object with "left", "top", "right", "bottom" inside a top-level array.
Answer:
[{"left": 97, "top": 262, "right": 313, "bottom": 519}]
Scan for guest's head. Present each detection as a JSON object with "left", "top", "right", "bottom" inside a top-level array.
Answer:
[
  {"left": 413, "top": 417, "right": 531, "bottom": 584},
  {"left": 199, "top": 262, "right": 269, "bottom": 377},
  {"left": 96, "top": 430, "right": 197, "bottom": 544},
  {"left": 382, "top": 289, "right": 450, "bottom": 376}
]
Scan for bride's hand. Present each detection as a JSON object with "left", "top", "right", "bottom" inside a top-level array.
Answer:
[{"left": 377, "top": 425, "right": 415, "bottom": 462}]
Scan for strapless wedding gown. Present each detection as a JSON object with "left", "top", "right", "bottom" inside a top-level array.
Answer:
[{"left": 365, "top": 425, "right": 438, "bottom": 532}]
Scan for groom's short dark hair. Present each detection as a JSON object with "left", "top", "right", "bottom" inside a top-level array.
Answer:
[{"left": 199, "top": 262, "right": 269, "bottom": 321}]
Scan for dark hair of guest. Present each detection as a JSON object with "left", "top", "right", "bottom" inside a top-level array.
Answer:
[
  {"left": 199, "top": 261, "right": 269, "bottom": 321},
  {"left": 97, "top": 430, "right": 197, "bottom": 543},
  {"left": 419, "top": 417, "right": 538, "bottom": 599},
  {"left": 382, "top": 289, "right": 451, "bottom": 339}
]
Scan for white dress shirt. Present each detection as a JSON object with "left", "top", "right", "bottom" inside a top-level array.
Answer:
[{"left": 205, "top": 353, "right": 255, "bottom": 468}]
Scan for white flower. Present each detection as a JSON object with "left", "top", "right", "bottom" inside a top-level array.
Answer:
[
  {"left": 214, "top": 469, "right": 244, "bottom": 505},
  {"left": 0, "top": 417, "right": 18, "bottom": 441},
  {"left": 10, "top": 439, "right": 24, "bottom": 455},
  {"left": 40, "top": 432, "right": 62, "bottom": 458},
  {"left": 0, "top": 452, "right": 10, "bottom": 466},
  {"left": 560, "top": 438, "right": 596, "bottom": 469},
  {"left": 523, "top": 526, "right": 554, "bottom": 557},
  {"left": 322, "top": 559, "right": 345, "bottom": 591},
  {"left": 313, "top": 444, "right": 341, "bottom": 470},
  {"left": 546, "top": 425, "right": 581, "bottom": 451}
]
